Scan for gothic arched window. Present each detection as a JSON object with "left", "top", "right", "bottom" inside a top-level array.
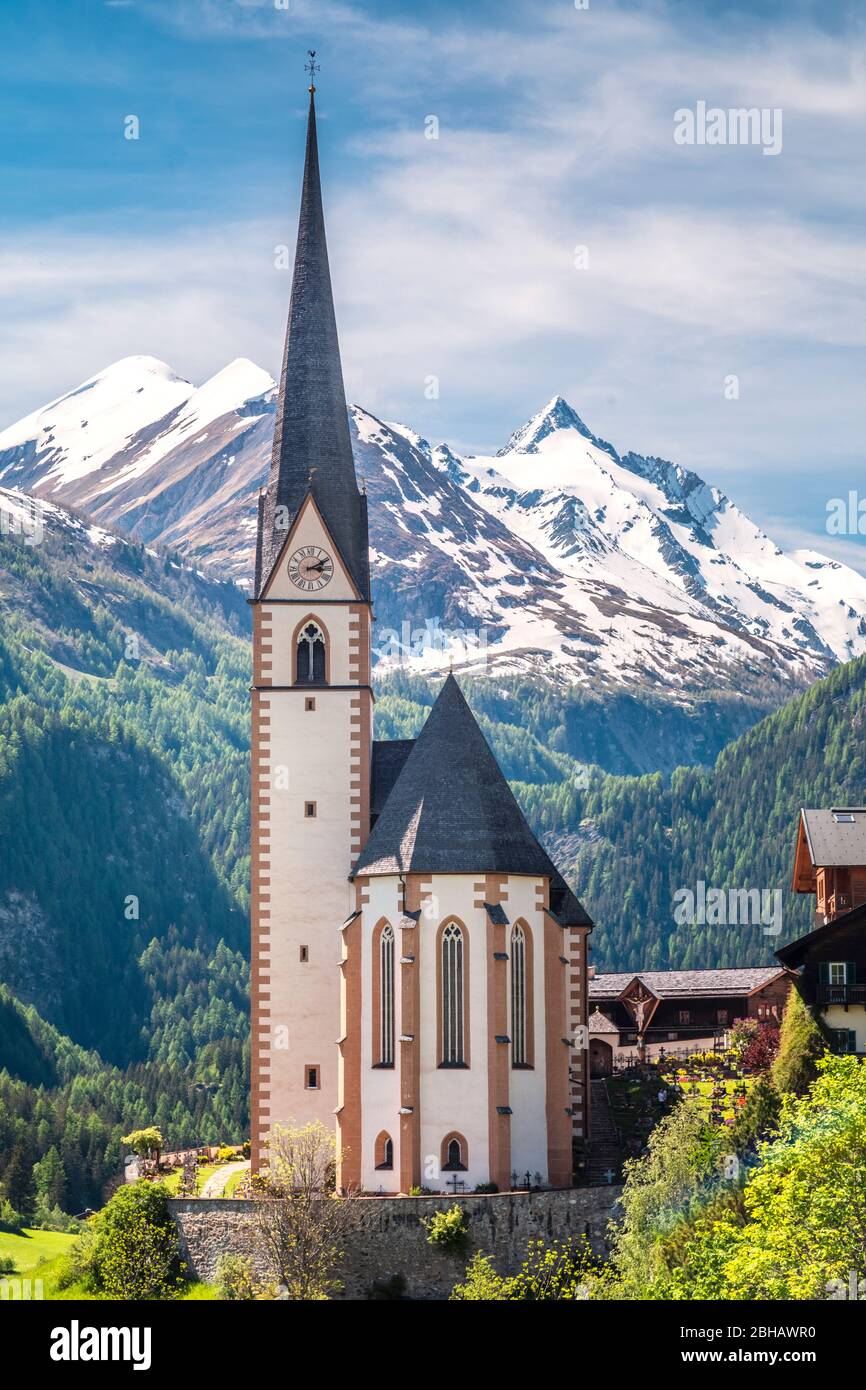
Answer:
[
  {"left": 295, "top": 621, "right": 326, "bottom": 685},
  {"left": 441, "top": 922, "right": 465, "bottom": 1066},
  {"left": 441, "top": 1133, "right": 468, "bottom": 1171},
  {"left": 375, "top": 1131, "right": 393, "bottom": 1170},
  {"left": 380, "top": 923, "right": 395, "bottom": 1067},
  {"left": 511, "top": 924, "right": 527, "bottom": 1066}
]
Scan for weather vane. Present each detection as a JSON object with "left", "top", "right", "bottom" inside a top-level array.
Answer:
[{"left": 306, "top": 49, "right": 320, "bottom": 92}]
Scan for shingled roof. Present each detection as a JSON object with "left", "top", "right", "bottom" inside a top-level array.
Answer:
[
  {"left": 255, "top": 89, "right": 369, "bottom": 599},
  {"left": 589, "top": 966, "right": 786, "bottom": 1001},
  {"left": 353, "top": 675, "right": 591, "bottom": 927},
  {"left": 776, "top": 898, "right": 866, "bottom": 968},
  {"left": 799, "top": 807, "right": 866, "bottom": 867},
  {"left": 588, "top": 1009, "right": 619, "bottom": 1035},
  {"left": 370, "top": 739, "right": 415, "bottom": 827}
]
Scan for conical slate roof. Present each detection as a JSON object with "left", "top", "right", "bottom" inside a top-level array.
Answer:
[
  {"left": 256, "top": 89, "right": 369, "bottom": 598},
  {"left": 354, "top": 676, "right": 592, "bottom": 927}
]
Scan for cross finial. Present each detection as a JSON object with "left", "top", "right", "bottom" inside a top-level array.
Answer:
[{"left": 306, "top": 49, "right": 320, "bottom": 93}]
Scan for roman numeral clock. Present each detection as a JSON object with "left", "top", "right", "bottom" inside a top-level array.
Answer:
[{"left": 287, "top": 545, "right": 334, "bottom": 592}]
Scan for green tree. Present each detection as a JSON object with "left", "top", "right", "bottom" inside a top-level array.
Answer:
[
  {"left": 2, "top": 1143, "right": 35, "bottom": 1215},
  {"left": 731, "top": 1077, "right": 781, "bottom": 1157},
  {"left": 33, "top": 1145, "right": 67, "bottom": 1210},
  {"left": 607, "top": 1101, "right": 728, "bottom": 1298},
  {"left": 121, "top": 1127, "right": 163, "bottom": 1164},
  {"left": 58, "top": 1181, "right": 185, "bottom": 1300},
  {"left": 721, "top": 1056, "right": 866, "bottom": 1298},
  {"left": 771, "top": 990, "right": 828, "bottom": 1096}
]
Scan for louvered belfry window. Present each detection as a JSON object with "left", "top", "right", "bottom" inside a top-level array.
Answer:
[
  {"left": 441, "top": 922, "right": 465, "bottom": 1064},
  {"left": 295, "top": 622, "right": 326, "bottom": 684}
]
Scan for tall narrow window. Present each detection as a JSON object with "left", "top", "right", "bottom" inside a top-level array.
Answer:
[
  {"left": 380, "top": 923, "right": 395, "bottom": 1066},
  {"left": 511, "top": 924, "right": 527, "bottom": 1066},
  {"left": 441, "top": 922, "right": 465, "bottom": 1065},
  {"left": 375, "top": 1132, "right": 394, "bottom": 1170},
  {"left": 295, "top": 622, "right": 326, "bottom": 685}
]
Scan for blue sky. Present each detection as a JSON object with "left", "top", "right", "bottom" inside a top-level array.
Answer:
[{"left": 1, "top": 0, "right": 865, "bottom": 566}]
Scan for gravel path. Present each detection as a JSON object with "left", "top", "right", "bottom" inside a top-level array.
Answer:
[{"left": 199, "top": 1160, "right": 249, "bottom": 1198}]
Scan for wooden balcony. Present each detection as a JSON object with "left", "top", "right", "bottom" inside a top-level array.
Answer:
[
  {"left": 826, "top": 891, "right": 852, "bottom": 920},
  {"left": 817, "top": 983, "right": 866, "bottom": 1008}
]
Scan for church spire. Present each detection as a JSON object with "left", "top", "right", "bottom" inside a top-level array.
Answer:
[{"left": 256, "top": 58, "right": 369, "bottom": 599}]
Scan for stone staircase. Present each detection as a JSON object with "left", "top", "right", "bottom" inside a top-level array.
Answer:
[{"left": 586, "top": 1079, "right": 624, "bottom": 1184}]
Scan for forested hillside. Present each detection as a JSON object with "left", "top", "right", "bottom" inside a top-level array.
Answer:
[
  {"left": 0, "top": 984, "right": 246, "bottom": 1214},
  {"left": 0, "top": 509, "right": 250, "bottom": 1210},
  {"left": 0, "top": 512, "right": 250, "bottom": 1062}
]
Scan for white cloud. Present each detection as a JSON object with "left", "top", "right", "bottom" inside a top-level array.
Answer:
[
  {"left": 2, "top": 0, "right": 864, "bottom": 556},
  {"left": 0, "top": 221, "right": 292, "bottom": 420}
]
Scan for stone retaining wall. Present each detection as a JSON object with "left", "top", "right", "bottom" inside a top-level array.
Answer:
[{"left": 169, "top": 1186, "right": 623, "bottom": 1300}]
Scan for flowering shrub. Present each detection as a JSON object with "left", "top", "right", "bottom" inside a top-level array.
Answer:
[
  {"left": 423, "top": 1204, "right": 470, "bottom": 1256},
  {"left": 451, "top": 1237, "right": 608, "bottom": 1300},
  {"left": 741, "top": 1024, "right": 780, "bottom": 1075}
]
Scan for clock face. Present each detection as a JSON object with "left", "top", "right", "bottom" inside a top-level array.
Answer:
[{"left": 288, "top": 545, "right": 334, "bottom": 592}]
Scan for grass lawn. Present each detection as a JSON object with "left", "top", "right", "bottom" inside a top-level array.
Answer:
[
  {"left": 0, "top": 1228, "right": 77, "bottom": 1275},
  {"left": 161, "top": 1164, "right": 219, "bottom": 1195},
  {"left": 223, "top": 1166, "right": 249, "bottom": 1198},
  {"left": 24, "top": 1252, "right": 219, "bottom": 1301}
]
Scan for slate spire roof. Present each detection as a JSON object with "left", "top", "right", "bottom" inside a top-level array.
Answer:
[
  {"left": 255, "top": 88, "right": 369, "bottom": 599},
  {"left": 353, "top": 674, "right": 592, "bottom": 926}
]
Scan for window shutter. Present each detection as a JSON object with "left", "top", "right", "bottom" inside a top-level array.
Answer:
[
  {"left": 819, "top": 962, "right": 831, "bottom": 984},
  {"left": 846, "top": 962, "right": 857, "bottom": 984}
]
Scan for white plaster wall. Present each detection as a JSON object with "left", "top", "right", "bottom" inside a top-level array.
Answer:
[
  {"left": 360, "top": 876, "right": 403, "bottom": 1192},
  {"left": 262, "top": 687, "right": 355, "bottom": 1134},
  {"left": 823, "top": 1004, "right": 866, "bottom": 1052},
  {"left": 418, "top": 875, "right": 490, "bottom": 1191},
  {"left": 506, "top": 878, "right": 551, "bottom": 1182},
  {"left": 267, "top": 603, "right": 354, "bottom": 687}
]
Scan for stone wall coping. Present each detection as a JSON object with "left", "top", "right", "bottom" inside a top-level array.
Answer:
[{"left": 168, "top": 1186, "right": 624, "bottom": 1213}]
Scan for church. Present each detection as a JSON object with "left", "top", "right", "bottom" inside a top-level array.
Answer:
[{"left": 250, "top": 76, "right": 593, "bottom": 1193}]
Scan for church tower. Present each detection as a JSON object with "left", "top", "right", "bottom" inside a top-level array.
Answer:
[
  {"left": 250, "top": 71, "right": 372, "bottom": 1174},
  {"left": 251, "top": 63, "right": 593, "bottom": 1190}
]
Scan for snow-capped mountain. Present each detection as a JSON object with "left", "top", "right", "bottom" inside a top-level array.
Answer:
[
  {"left": 0, "top": 356, "right": 275, "bottom": 575},
  {"left": 452, "top": 397, "right": 866, "bottom": 688},
  {"left": 2, "top": 357, "right": 864, "bottom": 699}
]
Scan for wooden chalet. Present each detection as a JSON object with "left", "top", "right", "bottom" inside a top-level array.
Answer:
[
  {"left": 777, "top": 806, "right": 866, "bottom": 1055},
  {"left": 587, "top": 966, "right": 790, "bottom": 1074}
]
